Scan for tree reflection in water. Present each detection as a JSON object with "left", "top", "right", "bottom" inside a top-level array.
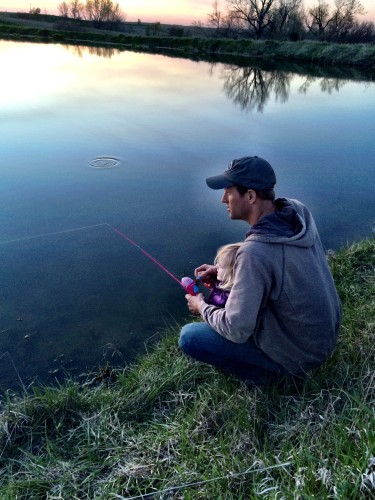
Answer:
[
  {"left": 221, "top": 65, "right": 291, "bottom": 112},
  {"left": 299, "top": 75, "right": 347, "bottom": 94},
  {"left": 62, "top": 44, "right": 369, "bottom": 111},
  {"left": 220, "top": 63, "right": 357, "bottom": 112},
  {"left": 65, "top": 44, "right": 121, "bottom": 59}
]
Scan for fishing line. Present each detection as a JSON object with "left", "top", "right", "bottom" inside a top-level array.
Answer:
[
  {"left": 0, "top": 223, "right": 109, "bottom": 246},
  {"left": 107, "top": 224, "right": 182, "bottom": 286},
  {"left": 0, "top": 222, "right": 186, "bottom": 290}
]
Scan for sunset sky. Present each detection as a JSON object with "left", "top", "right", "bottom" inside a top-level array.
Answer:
[{"left": 2, "top": 0, "right": 375, "bottom": 25}]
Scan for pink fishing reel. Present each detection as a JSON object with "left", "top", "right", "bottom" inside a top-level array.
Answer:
[{"left": 181, "top": 277, "right": 200, "bottom": 296}]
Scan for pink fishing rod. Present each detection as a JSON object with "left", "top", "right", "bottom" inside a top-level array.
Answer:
[{"left": 108, "top": 225, "right": 199, "bottom": 295}]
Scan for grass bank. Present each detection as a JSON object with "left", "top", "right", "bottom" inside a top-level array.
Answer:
[
  {"left": 0, "top": 238, "right": 374, "bottom": 498},
  {"left": 1, "top": 17, "right": 375, "bottom": 70}
]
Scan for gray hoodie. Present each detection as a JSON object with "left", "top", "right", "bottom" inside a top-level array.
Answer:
[{"left": 201, "top": 198, "right": 342, "bottom": 375}]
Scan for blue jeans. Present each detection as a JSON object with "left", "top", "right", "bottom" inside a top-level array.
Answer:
[{"left": 179, "top": 322, "right": 290, "bottom": 386}]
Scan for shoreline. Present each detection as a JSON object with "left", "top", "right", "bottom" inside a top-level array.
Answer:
[
  {"left": 1, "top": 16, "right": 375, "bottom": 72},
  {"left": 0, "top": 237, "right": 374, "bottom": 497}
]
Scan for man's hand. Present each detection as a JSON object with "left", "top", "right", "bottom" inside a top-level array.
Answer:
[
  {"left": 194, "top": 264, "right": 217, "bottom": 289},
  {"left": 185, "top": 293, "right": 205, "bottom": 316}
]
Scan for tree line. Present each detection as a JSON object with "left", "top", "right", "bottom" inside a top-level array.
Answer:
[
  {"left": 46, "top": 0, "right": 374, "bottom": 42},
  {"left": 200, "top": 0, "right": 374, "bottom": 43},
  {"left": 57, "top": 0, "right": 125, "bottom": 28}
]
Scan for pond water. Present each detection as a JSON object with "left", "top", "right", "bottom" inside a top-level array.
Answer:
[{"left": 1, "top": 40, "right": 374, "bottom": 391}]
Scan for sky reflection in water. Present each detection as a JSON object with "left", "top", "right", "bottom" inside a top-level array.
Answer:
[{"left": 0, "top": 41, "right": 374, "bottom": 389}]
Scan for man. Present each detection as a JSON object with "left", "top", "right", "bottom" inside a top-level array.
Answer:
[{"left": 179, "top": 156, "right": 342, "bottom": 385}]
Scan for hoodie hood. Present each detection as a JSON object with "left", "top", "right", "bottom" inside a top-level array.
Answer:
[{"left": 246, "top": 198, "right": 318, "bottom": 248}]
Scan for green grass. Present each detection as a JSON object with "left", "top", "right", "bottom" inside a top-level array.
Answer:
[{"left": 0, "top": 237, "right": 374, "bottom": 498}]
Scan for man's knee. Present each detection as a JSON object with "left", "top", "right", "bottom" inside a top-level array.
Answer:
[{"left": 179, "top": 323, "right": 197, "bottom": 352}]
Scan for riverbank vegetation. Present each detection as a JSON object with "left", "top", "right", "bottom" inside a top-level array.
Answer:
[
  {"left": 1, "top": 1, "right": 375, "bottom": 70},
  {"left": 203, "top": 0, "right": 374, "bottom": 44},
  {"left": 1, "top": 17, "right": 375, "bottom": 70},
  {"left": 6, "top": 0, "right": 375, "bottom": 44},
  {"left": 0, "top": 237, "right": 374, "bottom": 497}
]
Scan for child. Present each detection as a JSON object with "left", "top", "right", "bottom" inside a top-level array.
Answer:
[{"left": 205, "top": 243, "right": 242, "bottom": 308}]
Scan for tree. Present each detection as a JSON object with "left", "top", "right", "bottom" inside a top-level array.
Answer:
[
  {"left": 70, "top": 0, "right": 84, "bottom": 19},
  {"left": 85, "top": 0, "right": 124, "bottom": 26},
  {"left": 208, "top": 0, "right": 223, "bottom": 29},
  {"left": 227, "top": 0, "right": 276, "bottom": 38},
  {"left": 272, "top": 0, "right": 303, "bottom": 34},
  {"left": 57, "top": 1, "right": 69, "bottom": 17},
  {"left": 328, "top": 0, "right": 365, "bottom": 39},
  {"left": 305, "top": 0, "right": 333, "bottom": 35},
  {"left": 206, "top": 0, "right": 365, "bottom": 40},
  {"left": 57, "top": 0, "right": 125, "bottom": 28},
  {"left": 346, "top": 19, "right": 375, "bottom": 42},
  {"left": 207, "top": 0, "right": 242, "bottom": 37},
  {"left": 305, "top": 0, "right": 365, "bottom": 40}
]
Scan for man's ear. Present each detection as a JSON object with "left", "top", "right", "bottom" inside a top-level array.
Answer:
[{"left": 247, "top": 189, "right": 256, "bottom": 203}]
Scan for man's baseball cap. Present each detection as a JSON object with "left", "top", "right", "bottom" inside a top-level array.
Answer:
[{"left": 206, "top": 156, "right": 276, "bottom": 190}]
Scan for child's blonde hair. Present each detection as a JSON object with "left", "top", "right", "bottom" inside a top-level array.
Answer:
[{"left": 214, "top": 242, "right": 242, "bottom": 290}]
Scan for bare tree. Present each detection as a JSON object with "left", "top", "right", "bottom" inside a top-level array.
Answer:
[
  {"left": 227, "top": 0, "right": 275, "bottom": 38},
  {"left": 223, "top": 10, "right": 245, "bottom": 37},
  {"left": 70, "top": 0, "right": 84, "bottom": 19},
  {"left": 106, "top": 1, "right": 124, "bottom": 23},
  {"left": 208, "top": 0, "right": 223, "bottom": 29},
  {"left": 305, "top": 0, "right": 333, "bottom": 35},
  {"left": 57, "top": 1, "right": 70, "bottom": 17},
  {"left": 84, "top": 0, "right": 124, "bottom": 27},
  {"left": 305, "top": 0, "right": 365, "bottom": 39},
  {"left": 328, "top": 0, "right": 365, "bottom": 39},
  {"left": 57, "top": 0, "right": 125, "bottom": 28},
  {"left": 207, "top": 0, "right": 242, "bottom": 37},
  {"left": 346, "top": 19, "right": 375, "bottom": 42},
  {"left": 272, "top": 0, "right": 303, "bottom": 33},
  {"left": 205, "top": 0, "right": 365, "bottom": 40}
]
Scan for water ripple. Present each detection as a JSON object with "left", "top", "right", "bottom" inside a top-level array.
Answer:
[{"left": 89, "top": 157, "right": 119, "bottom": 169}]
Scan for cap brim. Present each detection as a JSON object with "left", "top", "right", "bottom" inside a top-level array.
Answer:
[{"left": 206, "top": 174, "right": 234, "bottom": 190}]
